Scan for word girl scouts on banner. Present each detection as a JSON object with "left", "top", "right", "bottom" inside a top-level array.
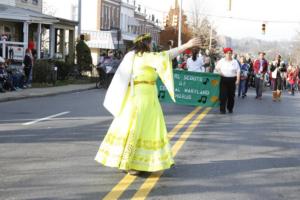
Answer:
[{"left": 157, "top": 70, "right": 221, "bottom": 107}]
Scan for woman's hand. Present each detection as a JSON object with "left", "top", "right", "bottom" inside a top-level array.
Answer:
[
  {"left": 185, "top": 38, "right": 202, "bottom": 49},
  {"left": 168, "top": 38, "right": 202, "bottom": 59}
]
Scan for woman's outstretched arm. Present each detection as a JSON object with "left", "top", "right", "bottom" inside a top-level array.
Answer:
[{"left": 167, "top": 38, "right": 202, "bottom": 59}]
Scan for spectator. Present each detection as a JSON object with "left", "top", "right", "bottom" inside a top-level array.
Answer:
[
  {"left": 253, "top": 52, "right": 268, "bottom": 100},
  {"left": 97, "top": 52, "right": 107, "bottom": 68},
  {"left": 0, "top": 57, "right": 6, "bottom": 92},
  {"left": 287, "top": 66, "right": 297, "bottom": 96},
  {"left": 297, "top": 66, "right": 300, "bottom": 92},
  {"left": 238, "top": 56, "right": 250, "bottom": 98},
  {"left": 203, "top": 49, "right": 212, "bottom": 72},
  {"left": 245, "top": 55, "right": 254, "bottom": 92},
  {"left": 168, "top": 40, "right": 179, "bottom": 68},
  {"left": 0, "top": 57, "right": 15, "bottom": 92},
  {"left": 178, "top": 54, "right": 189, "bottom": 70},
  {"left": 23, "top": 48, "right": 33, "bottom": 87},
  {"left": 7, "top": 59, "right": 25, "bottom": 89}
]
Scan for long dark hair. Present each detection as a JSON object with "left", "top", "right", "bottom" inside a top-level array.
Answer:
[
  {"left": 192, "top": 48, "right": 199, "bottom": 61},
  {"left": 132, "top": 34, "right": 152, "bottom": 55}
]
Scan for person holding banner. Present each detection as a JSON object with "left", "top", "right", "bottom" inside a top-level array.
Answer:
[
  {"left": 187, "top": 48, "right": 205, "bottom": 72},
  {"left": 95, "top": 34, "right": 201, "bottom": 175},
  {"left": 215, "top": 48, "right": 240, "bottom": 114}
]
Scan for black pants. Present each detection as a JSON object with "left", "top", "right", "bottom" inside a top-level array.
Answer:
[
  {"left": 220, "top": 76, "right": 236, "bottom": 112},
  {"left": 245, "top": 75, "right": 249, "bottom": 94},
  {"left": 24, "top": 66, "right": 31, "bottom": 84},
  {"left": 272, "top": 77, "right": 283, "bottom": 91}
]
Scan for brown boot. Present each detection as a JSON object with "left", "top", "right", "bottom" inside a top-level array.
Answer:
[
  {"left": 272, "top": 91, "right": 277, "bottom": 102},
  {"left": 277, "top": 90, "right": 282, "bottom": 101}
]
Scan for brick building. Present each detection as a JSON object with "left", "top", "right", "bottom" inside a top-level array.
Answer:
[
  {"left": 163, "top": 0, "right": 188, "bottom": 33},
  {"left": 100, "top": 0, "right": 121, "bottom": 30}
]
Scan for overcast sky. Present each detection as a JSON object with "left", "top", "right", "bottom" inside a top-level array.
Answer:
[{"left": 44, "top": 0, "right": 300, "bottom": 41}]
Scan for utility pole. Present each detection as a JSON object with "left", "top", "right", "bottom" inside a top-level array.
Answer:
[
  {"left": 178, "top": 0, "right": 182, "bottom": 46},
  {"left": 228, "top": 0, "right": 232, "bottom": 11},
  {"left": 209, "top": 25, "right": 213, "bottom": 50},
  {"left": 77, "top": 0, "right": 82, "bottom": 37}
]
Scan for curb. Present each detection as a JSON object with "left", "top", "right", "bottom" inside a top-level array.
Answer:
[{"left": 0, "top": 86, "right": 97, "bottom": 103}]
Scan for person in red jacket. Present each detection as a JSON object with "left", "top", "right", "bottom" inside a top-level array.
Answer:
[{"left": 253, "top": 52, "right": 268, "bottom": 99}]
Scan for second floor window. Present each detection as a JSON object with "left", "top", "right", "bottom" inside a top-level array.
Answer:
[{"left": 32, "top": 0, "right": 38, "bottom": 5}]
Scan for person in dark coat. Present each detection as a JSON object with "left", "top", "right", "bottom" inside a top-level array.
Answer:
[{"left": 23, "top": 48, "right": 33, "bottom": 87}]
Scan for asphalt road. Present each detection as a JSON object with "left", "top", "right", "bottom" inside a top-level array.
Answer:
[{"left": 0, "top": 88, "right": 300, "bottom": 200}]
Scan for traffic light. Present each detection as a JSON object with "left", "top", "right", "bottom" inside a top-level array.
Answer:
[{"left": 262, "top": 23, "right": 266, "bottom": 34}]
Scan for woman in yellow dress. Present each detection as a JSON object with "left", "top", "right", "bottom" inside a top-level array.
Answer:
[{"left": 95, "top": 34, "right": 201, "bottom": 175}]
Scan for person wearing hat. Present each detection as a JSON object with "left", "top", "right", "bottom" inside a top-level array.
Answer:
[
  {"left": 253, "top": 52, "right": 268, "bottom": 99},
  {"left": 215, "top": 48, "right": 240, "bottom": 114},
  {"left": 270, "top": 54, "right": 286, "bottom": 101}
]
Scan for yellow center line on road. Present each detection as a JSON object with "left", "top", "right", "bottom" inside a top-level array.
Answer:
[
  {"left": 102, "top": 106, "right": 202, "bottom": 200},
  {"left": 168, "top": 106, "right": 202, "bottom": 139},
  {"left": 131, "top": 107, "right": 212, "bottom": 200}
]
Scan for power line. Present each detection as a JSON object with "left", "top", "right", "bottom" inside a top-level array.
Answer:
[
  {"left": 139, "top": 4, "right": 300, "bottom": 24},
  {"left": 190, "top": 13, "right": 300, "bottom": 24}
]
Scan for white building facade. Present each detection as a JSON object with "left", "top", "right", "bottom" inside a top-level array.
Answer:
[
  {"left": 120, "top": 1, "right": 138, "bottom": 49},
  {"left": 0, "top": 0, "right": 43, "bottom": 12},
  {"left": 0, "top": 0, "right": 77, "bottom": 61}
]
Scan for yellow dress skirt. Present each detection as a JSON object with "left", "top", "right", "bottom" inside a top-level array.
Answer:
[{"left": 95, "top": 67, "right": 174, "bottom": 172}]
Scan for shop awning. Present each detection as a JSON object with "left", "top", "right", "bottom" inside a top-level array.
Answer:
[
  {"left": 122, "top": 32, "right": 137, "bottom": 41},
  {"left": 84, "top": 30, "right": 123, "bottom": 49}
]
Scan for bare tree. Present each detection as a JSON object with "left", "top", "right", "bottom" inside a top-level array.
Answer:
[
  {"left": 189, "top": 0, "right": 218, "bottom": 50},
  {"left": 290, "top": 31, "right": 300, "bottom": 65},
  {"left": 190, "top": 0, "right": 207, "bottom": 35},
  {"left": 43, "top": 1, "right": 57, "bottom": 16}
]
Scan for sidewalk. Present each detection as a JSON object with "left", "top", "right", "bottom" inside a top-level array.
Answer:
[{"left": 0, "top": 84, "right": 96, "bottom": 102}]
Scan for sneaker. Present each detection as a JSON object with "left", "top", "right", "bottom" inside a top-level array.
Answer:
[
  {"left": 228, "top": 110, "right": 233, "bottom": 114},
  {"left": 127, "top": 170, "right": 141, "bottom": 176}
]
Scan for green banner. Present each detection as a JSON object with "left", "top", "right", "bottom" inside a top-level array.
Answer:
[{"left": 157, "top": 70, "right": 221, "bottom": 107}]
